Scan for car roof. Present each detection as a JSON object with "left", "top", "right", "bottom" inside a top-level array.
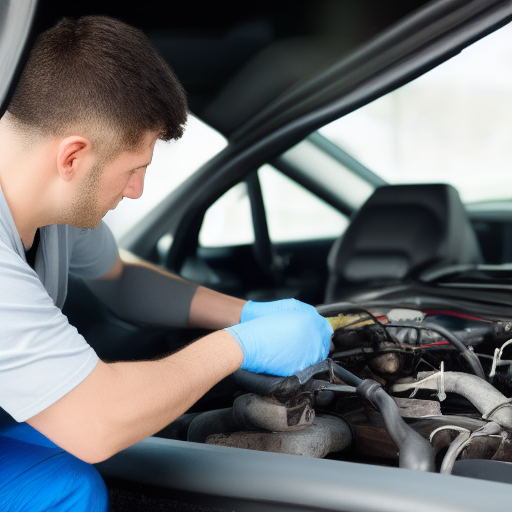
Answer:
[
  {"left": 2, "top": 1, "right": 511, "bottom": 144},
  {"left": 0, "top": 0, "right": 429, "bottom": 134},
  {"left": 38, "top": 1, "right": 433, "bottom": 133}
]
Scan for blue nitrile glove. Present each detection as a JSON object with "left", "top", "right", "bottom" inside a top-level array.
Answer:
[
  {"left": 225, "top": 309, "right": 333, "bottom": 376},
  {"left": 240, "top": 298, "right": 317, "bottom": 323}
]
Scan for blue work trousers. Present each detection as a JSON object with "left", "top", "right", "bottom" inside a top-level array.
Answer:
[{"left": 0, "top": 414, "right": 108, "bottom": 512}]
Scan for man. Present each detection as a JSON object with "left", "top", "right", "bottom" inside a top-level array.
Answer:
[{"left": 0, "top": 16, "right": 332, "bottom": 512}]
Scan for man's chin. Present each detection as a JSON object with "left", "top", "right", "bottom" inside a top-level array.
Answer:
[{"left": 68, "top": 216, "right": 103, "bottom": 230}]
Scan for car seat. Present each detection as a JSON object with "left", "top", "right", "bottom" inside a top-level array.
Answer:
[{"left": 325, "top": 184, "right": 483, "bottom": 302}]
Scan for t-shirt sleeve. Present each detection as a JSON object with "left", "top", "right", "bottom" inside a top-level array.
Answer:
[
  {"left": 0, "top": 238, "right": 99, "bottom": 422},
  {"left": 68, "top": 221, "right": 119, "bottom": 279}
]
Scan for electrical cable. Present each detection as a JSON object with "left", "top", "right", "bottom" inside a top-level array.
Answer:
[
  {"left": 328, "top": 307, "right": 395, "bottom": 345},
  {"left": 422, "top": 321, "right": 486, "bottom": 379},
  {"left": 332, "top": 362, "right": 363, "bottom": 387},
  {"left": 356, "top": 320, "right": 486, "bottom": 378},
  {"left": 424, "top": 310, "right": 491, "bottom": 322},
  {"left": 331, "top": 347, "right": 369, "bottom": 359}
]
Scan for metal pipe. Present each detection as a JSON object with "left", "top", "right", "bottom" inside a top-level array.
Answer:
[{"left": 392, "top": 372, "right": 512, "bottom": 428}]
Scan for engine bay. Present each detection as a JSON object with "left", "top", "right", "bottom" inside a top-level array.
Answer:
[{"left": 177, "top": 302, "right": 512, "bottom": 483}]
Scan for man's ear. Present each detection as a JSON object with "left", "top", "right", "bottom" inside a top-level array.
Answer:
[{"left": 56, "top": 136, "right": 92, "bottom": 182}]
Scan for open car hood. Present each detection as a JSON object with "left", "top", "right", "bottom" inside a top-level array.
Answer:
[
  {"left": 4, "top": 1, "right": 512, "bottom": 145},
  {"left": 0, "top": 0, "right": 38, "bottom": 118},
  {"left": 119, "top": 0, "right": 512, "bottom": 257}
]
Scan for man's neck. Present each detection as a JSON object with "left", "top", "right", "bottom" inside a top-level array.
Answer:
[
  {"left": 0, "top": 118, "right": 57, "bottom": 248},
  {"left": 22, "top": 227, "right": 39, "bottom": 251}
]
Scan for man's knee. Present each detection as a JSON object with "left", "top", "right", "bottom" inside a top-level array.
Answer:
[
  {"left": 46, "top": 453, "right": 109, "bottom": 512},
  {"left": 0, "top": 438, "right": 108, "bottom": 512}
]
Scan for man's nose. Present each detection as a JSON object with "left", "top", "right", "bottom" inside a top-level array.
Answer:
[{"left": 123, "top": 169, "right": 146, "bottom": 200}]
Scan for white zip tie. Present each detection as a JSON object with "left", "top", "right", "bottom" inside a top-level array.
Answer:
[
  {"left": 490, "top": 338, "right": 512, "bottom": 378},
  {"left": 490, "top": 348, "right": 500, "bottom": 378},
  {"left": 438, "top": 361, "right": 446, "bottom": 402}
]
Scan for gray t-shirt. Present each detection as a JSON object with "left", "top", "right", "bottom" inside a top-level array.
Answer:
[{"left": 0, "top": 185, "right": 118, "bottom": 422}]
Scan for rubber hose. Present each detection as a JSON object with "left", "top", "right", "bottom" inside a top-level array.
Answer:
[
  {"left": 234, "top": 369, "right": 301, "bottom": 398},
  {"left": 237, "top": 364, "right": 435, "bottom": 471},
  {"left": 332, "top": 362, "right": 363, "bottom": 387},
  {"left": 357, "top": 380, "right": 435, "bottom": 472},
  {"left": 392, "top": 372, "right": 512, "bottom": 429}
]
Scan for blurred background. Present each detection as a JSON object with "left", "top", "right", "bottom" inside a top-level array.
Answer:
[
  {"left": 31, "top": 1, "right": 511, "bottom": 244},
  {"left": 105, "top": 21, "right": 512, "bottom": 243}
]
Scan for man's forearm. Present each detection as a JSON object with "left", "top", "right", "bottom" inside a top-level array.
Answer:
[
  {"left": 87, "top": 259, "right": 198, "bottom": 328},
  {"left": 88, "top": 254, "right": 246, "bottom": 330},
  {"left": 189, "top": 285, "right": 246, "bottom": 330},
  {"left": 27, "top": 330, "right": 244, "bottom": 464}
]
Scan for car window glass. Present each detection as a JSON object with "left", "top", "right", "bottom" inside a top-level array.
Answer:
[
  {"left": 280, "top": 139, "right": 375, "bottom": 210},
  {"left": 199, "top": 182, "right": 255, "bottom": 247},
  {"left": 319, "top": 22, "right": 512, "bottom": 204},
  {"left": 198, "top": 165, "right": 348, "bottom": 248},
  {"left": 104, "top": 114, "right": 227, "bottom": 240},
  {"left": 258, "top": 165, "right": 348, "bottom": 243}
]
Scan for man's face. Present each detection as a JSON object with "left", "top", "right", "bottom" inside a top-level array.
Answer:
[{"left": 67, "top": 132, "right": 158, "bottom": 229}]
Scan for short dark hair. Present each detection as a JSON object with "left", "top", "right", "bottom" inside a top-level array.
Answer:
[{"left": 8, "top": 16, "right": 187, "bottom": 158}]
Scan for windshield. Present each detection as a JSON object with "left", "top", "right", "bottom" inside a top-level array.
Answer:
[{"left": 319, "top": 22, "right": 512, "bottom": 204}]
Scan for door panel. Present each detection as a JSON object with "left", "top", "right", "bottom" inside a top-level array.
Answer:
[
  {"left": 181, "top": 238, "right": 334, "bottom": 305},
  {"left": 184, "top": 165, "right": 347, "bottom": 304}
]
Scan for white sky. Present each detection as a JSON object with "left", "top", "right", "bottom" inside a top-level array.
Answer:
[{"left": 320, "top": 22, "right": 512, "bottom": 203}]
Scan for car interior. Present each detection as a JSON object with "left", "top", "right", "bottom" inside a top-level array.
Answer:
[
  {"left": 324, "top": 183, "right": 484, "bottom": 302},
  {"left": 4, "top": 0, "right": 512, "bottom": 510}
]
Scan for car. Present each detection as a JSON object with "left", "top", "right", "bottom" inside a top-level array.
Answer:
[{"left": 2, "top": 1, "right": 512, "bottom": 511}]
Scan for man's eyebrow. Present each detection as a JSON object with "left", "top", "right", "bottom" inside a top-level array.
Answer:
[{"left": 133, "top": 161, "right": 152, "bottom": 171}]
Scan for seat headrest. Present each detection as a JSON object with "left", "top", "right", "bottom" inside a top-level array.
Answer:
[{"left": 326, "top": 184, "right": 482, "bottom": 301}]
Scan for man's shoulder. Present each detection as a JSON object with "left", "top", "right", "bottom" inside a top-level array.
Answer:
[
  {"left": 0, "top": 205, "right": 24, "bottom": 258},
  {"left": 0, "top": 223, "right": 22, "bottom": 262}
]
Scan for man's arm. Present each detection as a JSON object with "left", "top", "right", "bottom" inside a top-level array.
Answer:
[
  {"left": 27, "top": 307, "right": 332, "bottom": 465},
  {"left": 189, "top": 285, "right": 246, "bottom": 330},
  {"left": 88, "top": 249, "right": 247, "bottom": 330},
  {"left": 28, "top": 330, "right": 244, "bottom": 464}
]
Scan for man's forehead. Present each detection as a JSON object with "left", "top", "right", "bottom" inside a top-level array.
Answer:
[{"left": 119, "top": 132, "right": 158, "bottom": 166}]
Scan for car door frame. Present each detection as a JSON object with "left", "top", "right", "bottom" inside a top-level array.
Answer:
[{"left": 0, "top": 0, "right": 40, "bottom": 117}]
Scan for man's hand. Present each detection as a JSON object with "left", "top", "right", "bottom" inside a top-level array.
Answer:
[{"left": 226, "top": 308, "right": 333, "bottom": 376}]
